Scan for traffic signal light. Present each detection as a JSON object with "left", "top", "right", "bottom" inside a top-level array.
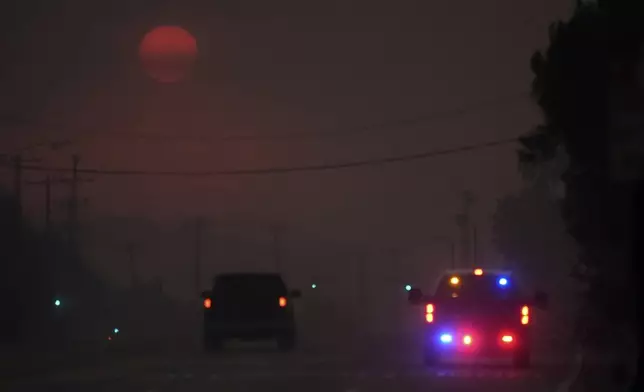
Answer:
[
  {"left": 54, "top": 299, "right": 61, "bottom": 307},
  {"left": 405, "top": 285, "right": 412, "bottom": 292},
  {"left": 311, "top": 283, "right": 317, "bottom": 289}
]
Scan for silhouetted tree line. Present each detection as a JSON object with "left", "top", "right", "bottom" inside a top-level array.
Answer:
[{"left": 521, "top": 1, "right": 644, "bottom": 390}]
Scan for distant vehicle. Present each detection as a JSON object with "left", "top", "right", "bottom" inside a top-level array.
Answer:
[
  {"left": 407, "top": 268, "right": 548, "bottom": 368},
  {"left": 201, "top": 273, "right": 301, "bottom": 351}
]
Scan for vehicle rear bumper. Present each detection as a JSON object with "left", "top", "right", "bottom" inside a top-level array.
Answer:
[
  {"left": 423, "top": 324, "right": 530, "bottom": 355},
  {"left": 205, "top": 320, "right": 295, "bottom": 339}
]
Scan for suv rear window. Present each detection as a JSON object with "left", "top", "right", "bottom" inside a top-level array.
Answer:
[
  {"left": 213, "top": 274, "right": 287, "bottom": 295},
  {"left": 433, "top": 274, "right": 520, "bottom": 301}
]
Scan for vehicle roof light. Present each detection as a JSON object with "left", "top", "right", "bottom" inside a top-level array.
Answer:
[
  {"left": 450, "top": 276, "right": 460, "bottom": 285},
  {"left": 498, "top": 277, "right": 508, "bottom": 286},
  {"left": 474, "top": 268, "right": 483, "bottom": 276}
]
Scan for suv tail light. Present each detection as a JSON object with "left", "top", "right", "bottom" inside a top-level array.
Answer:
[
  {"left": 203, "top": 298, "right": 212, "bottom": 309},
  {"left": 279, "top": 296, "right": 287, "bottom": 308},
  {"left": 521, "top": 305, "right": 529, "bottom": 325},
  {"left": 425, "top": 303, "right": 434, "bottom": 323}
]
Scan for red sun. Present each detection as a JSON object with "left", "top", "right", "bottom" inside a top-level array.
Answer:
[{"left": 139, "top": 25, "right": 198, "bottom": 83}]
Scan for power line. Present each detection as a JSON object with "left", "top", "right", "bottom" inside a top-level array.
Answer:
[
  {"left": 12, "top": 91, "right": 530, "bottom": 145},
  {"left": 4, "top": 136, "right": 519, "bottom": 177}
]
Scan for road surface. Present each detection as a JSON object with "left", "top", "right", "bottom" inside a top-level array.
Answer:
[{"left": 5, "top": 336, "right": 573, "bottom": 392}]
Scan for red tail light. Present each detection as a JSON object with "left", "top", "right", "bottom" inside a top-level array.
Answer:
[
  {"left": 425, "top": 303, "right": 434, "bottom": 323},
  {"left": 279, "top": 296, "right": 287, "bottom": 308},
  {"left": 501, "top": 335, "right": 514, "bottom": 343},
  {"left": 498, "top": 332, "right": 515, "bottom": 347},
  {"left": 203, "top": 298, "right": 212, "bottom": 309},
  {"left": 521, "top": 305, "right": 529, "bottom": 325}
]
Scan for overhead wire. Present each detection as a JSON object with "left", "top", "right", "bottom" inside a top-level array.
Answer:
[
  {"left": 1, "top": 90, "right": 529, "bottom": 177},
  {"left": 3, "top": 136, "right": 520, "bottom": 177},
  {"left": 23, "top": 91, "right": 530, "bottom": 144}
]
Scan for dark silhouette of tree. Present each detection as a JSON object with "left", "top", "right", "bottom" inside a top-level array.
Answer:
[
  {"left": 522, "top": 1, "right": 644, "bottom": 390},
  {"left": 493, "top": 182, "right": 577, "bottom": 288},
  {"left": 493, "top": 158, "right": 581, "bottom": 348}
]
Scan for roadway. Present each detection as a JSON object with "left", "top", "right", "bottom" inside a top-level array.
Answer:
[{"left": 5, "top": 333, "right": 575, "bottom": 392}]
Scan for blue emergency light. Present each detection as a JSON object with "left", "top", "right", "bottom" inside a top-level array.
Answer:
[{"left": 440, "top": 333, "right": 453, "bottom": 344}]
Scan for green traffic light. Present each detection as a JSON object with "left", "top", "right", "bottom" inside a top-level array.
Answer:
[
  {"left": 311, "top": 284, "right": 317, "bottom": 289},
  {"left": 54, "top": 299, "right": 61, "bottom": 307},
  {"left": 113, "top": 328, "right": 119, "bottom": 334},
  {"left": 405, "top": 285, "right": 412, "bottom": 292}
]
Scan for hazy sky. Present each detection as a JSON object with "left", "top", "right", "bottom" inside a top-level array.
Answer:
[{"left": 0, "top": 0, "right": 572, "bottom": 296}]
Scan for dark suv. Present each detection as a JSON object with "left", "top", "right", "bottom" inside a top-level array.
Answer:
[
  {"left": 408, "top": 268, "right": 548, "bottom": 368},
  {"left": 201, "top": 273, "right": 301, "bottom": 351}
]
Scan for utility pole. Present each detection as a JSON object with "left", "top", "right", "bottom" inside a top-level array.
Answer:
[
  {"left": 389, "top": 247, "right": 404, "bottom": 321},
  {"left": 126, "top": 241, "right": 139, "bottom": 289},
  {"left": 61, "top": 155, "right": 93, "bottom": 246},
  {"left": 357, "top": 252, "right": 366, "bottom": 302},
  {"left": 25, "top": 176, "right": 53, "bottom": 231},
  {"left": 472, "top": 225, "right": 478, "bottom": 267},
  {"left": 68, "top": 155, "right": 79, "bottom": 246},
  {"left": 450, "top": 241, "right": 456, "bottom": 269},
  {"left": 5, "top": 138, "right": 69, "bottom": 220},
  {"left": 390, "top": 247, "right": 400, "bottom": 285},
  {"left": 272, "top": 225, "right": 282, "bottom": 273},
  {"left": 455, "top": 213, "right": 468, "bottom": 268},
  {"left": 455, "top": 191, "right": 476, "bottom": 267},
  {"left": 356, "top": 252, "right": 367, "bottom": 325},
  {"left": 45, "top": 176, "right": 51, "bottom": 230},
  {"left": 13, "top": 155, "right": 22, "bottom": 215},
  {"left": 194, "top": 218, "right": 203, "bottom": 294},
  {"left": 430, "top": 236, "right": 456, "bottom": 270},
  {"left": 12, "top": 154, "right": 43, "bottom": 226}
]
